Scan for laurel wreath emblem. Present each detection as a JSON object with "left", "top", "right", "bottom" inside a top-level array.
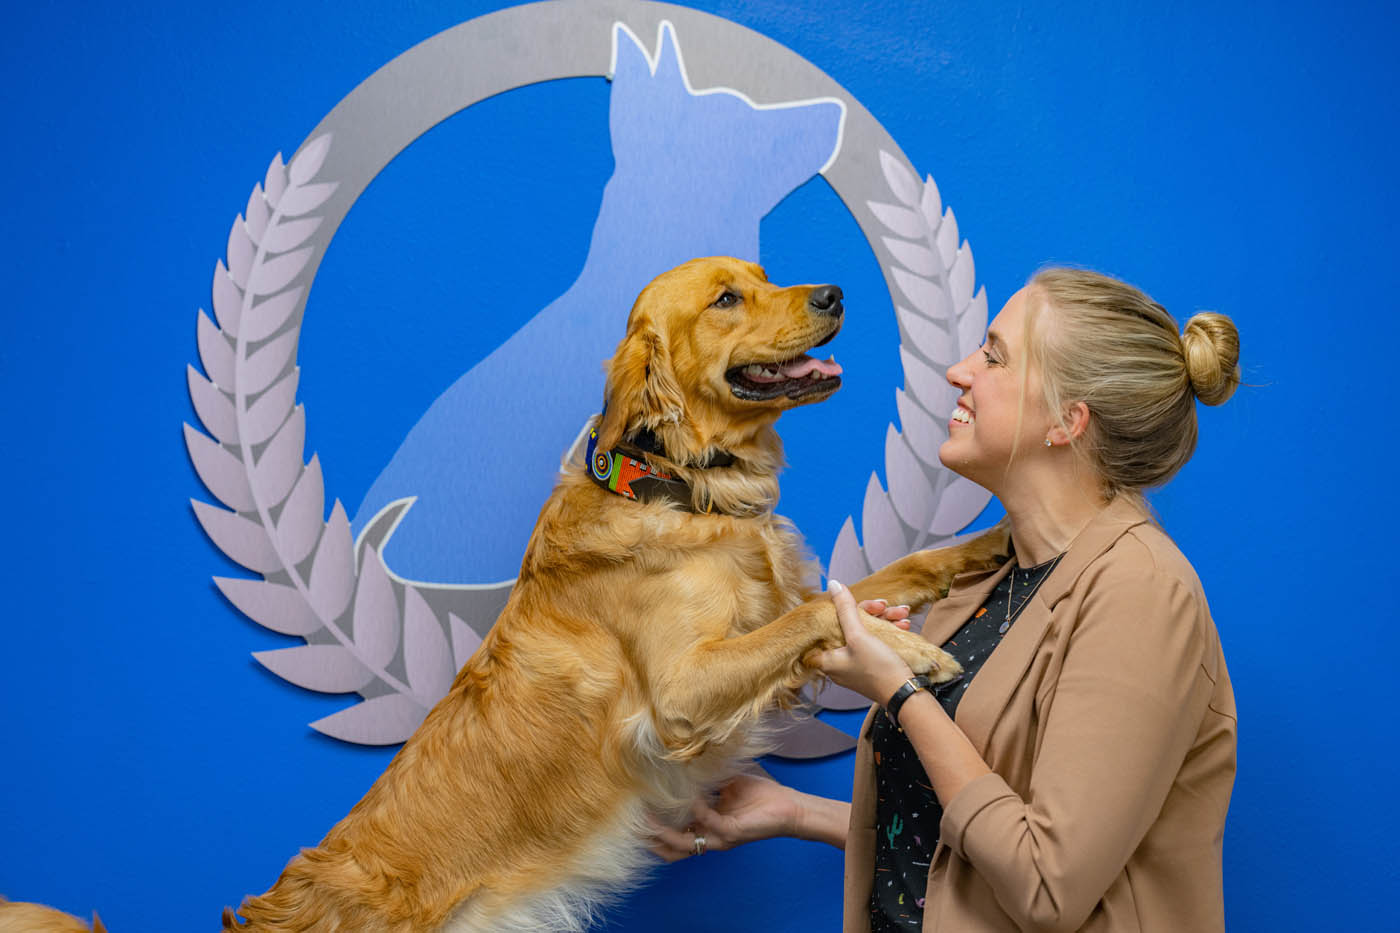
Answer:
[{"left": 188, "top": 130, "right": 988, "bottom": 753}]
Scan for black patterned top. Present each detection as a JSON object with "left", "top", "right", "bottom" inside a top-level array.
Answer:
[{"left": 869, "top": 553, "right": 1063, "bottom": 931}]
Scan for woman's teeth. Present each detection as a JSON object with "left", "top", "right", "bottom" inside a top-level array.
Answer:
[{"left": 951, "top": 407, "right": 973, "bottom": 424}]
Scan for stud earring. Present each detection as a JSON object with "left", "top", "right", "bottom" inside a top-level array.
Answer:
[{"left": 1044, "top": 438, "right": 1053, "bottom": 447}]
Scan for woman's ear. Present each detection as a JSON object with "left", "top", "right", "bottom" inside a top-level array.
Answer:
[
  {"left": 1048, "top": 401, "right": 1091, "bottom": 446},
  {"left": 595, "top": 326, "right": 684, "bottom": 450}
]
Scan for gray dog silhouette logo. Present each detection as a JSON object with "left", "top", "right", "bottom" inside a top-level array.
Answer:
[
  {"left": 186, "top": 2, "right": 991, "bottom": 750},
  {"left": 354, "top": 23, "right": 844, "bottom": 584}
]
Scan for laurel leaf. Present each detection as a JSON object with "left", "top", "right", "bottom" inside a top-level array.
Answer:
[
  {"left": 957, "top": 289, "right": 986, "bottom": 356},
  {"left": 245, "top": 183, "right": 270, "bottom": 245},
  {"left": 935, "top": 207, "right": 959, "bottom": 271},
  {"left": 240, "top": 286, "right": 305, "bottom": 344},
  {"left": 895, "top": 388, "right": 948, "bottom": 466},
  {"left": 961, "top": 286, "right": 988, "bottom": 339},
  {"left": 187, "top": 365, "right": 238, "bottom": 444},
  {"left": 289, "top": 133, "right": 333, "bottom": 186},
  {"left": 252, "top": 406, "right": 305, "bottom": 507},
  {"left": 806, "top": 675, "right": 868, "bottom": 711},
  {"left": 930, "top": 475, "right": 994, "bottom": 536},
  {"left": 895, "top": 304, "right": 955, "bottom": 365},
  {"left": 768, "top": 710, "right": 857, "bottom": 757},
  {"left": 191, "top": 500, "right": 280, "bottom": 572},
  {"left": 879, "top": 150, "right": 922, "bottom": 207},
  {"left": 184, "top": 423, "right": 255, "bottom": 512},
  {"left": 310, "top": 693, "right": 427, "bottom": 746},
  {"left": 214, "top": 576, "right": 320, "bottom": 636},
  {"left": 861, "top": 474, "right": 909, "bottom": 572},
  {"left": 865, "top": 200, "right": 925, "bottom": 239},
  {"left": 248, "top": 247, "right": 312, "bottom": 298},
  {"left": 882, "top": 236, "right": 940, "bottom": 277},
  {"left": 899, "top": 348, "right": 956, "bottom": 422},
  {"left": 275, "top": 456, "right": 325, "bottom": 565},
  {"left": 241, "top": 327, "right": 298, "bottom": 396},
  {"left": 403, "top": 586, "right": 454, "bottom": 703},
  {"left": 254, "top": 644, "right": 374, "bottom": 694},
  {"left": 828, "top": 516, "right": 871, "bottom": 584},
  {"left": 226, "top": 215, "right": 254, "bottom": 289},
  {"left": 949, "top": 241, "right": 975, "bottom": 314},
  {"left": 891, "top": 266, "right": 948, "bottom": 322},
  {"left": 353, "top": 547, "right": 400, "bottom": 670},
  {"left": 309, "top": 501, "right": 354, "bottom": 622},
  {"left": 242, "top": 369, "right": 299, "bottom": 446},
  {"left": 884, "top": 426, "right": 935, "bottom": 531},
  {"left": 211, "top": 260, "right": 243, "bottom": 336},
  {"left": 449, "top": 613, "right": 483, "bottom": 670},
  {"left": 920, "top": 174, "right": 943, "bottom": 231},
  {"left": 808, "top": 678, "right": 873, "bottom": 713},
  {"left": 277, "top": 182, "right": 338, "bottom": 218},
  {"left": 263, "top": 152, "right": 287, "bottom": 209},
  {"left": 196, "top": 309, "right": 234, "bottom": 389},
  {"left": 262, "top": 216, "right": 323, "bottom": 254}
]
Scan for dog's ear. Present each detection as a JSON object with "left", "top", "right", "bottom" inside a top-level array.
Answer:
[{"left": 596, "top": 326, "right": 684, "bottom": 451}]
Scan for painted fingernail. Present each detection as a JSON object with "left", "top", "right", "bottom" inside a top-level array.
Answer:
[{"left": 828, "top": 579, "right": 844, "bottom": 593}]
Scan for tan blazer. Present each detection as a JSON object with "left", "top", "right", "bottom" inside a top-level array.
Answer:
[{"left": 844, "top": 497, "right": 1236, "bottom": 932}]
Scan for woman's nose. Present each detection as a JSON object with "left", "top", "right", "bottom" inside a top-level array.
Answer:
[{"left": 946, "top": 351, "right": 973, "bottom": 387}]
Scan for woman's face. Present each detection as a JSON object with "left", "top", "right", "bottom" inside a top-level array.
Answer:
[{"left": 938, "top": 287, "right": 1053, "bottom": 490}]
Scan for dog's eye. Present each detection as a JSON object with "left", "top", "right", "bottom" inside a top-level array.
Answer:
[{"left": 712, "top": 291, "right": 741, "bottom": 309}]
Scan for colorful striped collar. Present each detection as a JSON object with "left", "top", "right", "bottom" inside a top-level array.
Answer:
[{"left": 584, "top": 427, "right": 711, "bottom": 511}]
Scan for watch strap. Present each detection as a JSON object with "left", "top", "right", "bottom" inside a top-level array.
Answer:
[{"left": 884, "top": 674, "right": 934, "bottom": 728}]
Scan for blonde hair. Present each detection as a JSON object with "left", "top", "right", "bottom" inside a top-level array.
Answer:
[{"left": 1027, "top": 267, "right": 1240, "bottom": 498}]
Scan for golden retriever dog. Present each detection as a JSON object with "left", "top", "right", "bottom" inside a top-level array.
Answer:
[
  {"left": 223, "top": 256, "right": 1009, "bottom": 932},
  {"left": 0, "top": 898, "right": 105, "bottom": 933}
]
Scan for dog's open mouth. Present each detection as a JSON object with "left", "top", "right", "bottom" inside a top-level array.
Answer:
[{"left": 725, "top": 353, "right": 844, "bottom": 401}]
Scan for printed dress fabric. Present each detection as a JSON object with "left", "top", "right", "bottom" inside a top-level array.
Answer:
[{"left": 870, "top": 555, "right": 1062, "bottom": 931}]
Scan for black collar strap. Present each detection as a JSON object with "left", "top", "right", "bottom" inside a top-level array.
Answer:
[
  {"left": 585, "top": 426, "right": 710, "bottom": 512},
  {"left": 628, "top": 426, "right": 736, "bottom": 469}
]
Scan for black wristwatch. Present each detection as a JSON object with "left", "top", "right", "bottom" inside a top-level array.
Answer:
[{"left": 884, "top": 675, "right": 934, "bottom": 728}]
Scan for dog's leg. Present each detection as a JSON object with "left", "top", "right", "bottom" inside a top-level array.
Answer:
[{"left": 650, "top": 526, "right": 1010, "bottom": 757}]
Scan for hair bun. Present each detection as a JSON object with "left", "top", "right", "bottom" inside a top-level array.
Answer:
[{"left": 1181, "top": 312, "right": 1240, "bottom": 406}]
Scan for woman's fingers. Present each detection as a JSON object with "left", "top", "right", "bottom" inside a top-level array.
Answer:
[
  {"left": 828, "top": 580, "right": 863, "bottom": 640},
  {"left": 647, "top": 816, "right": 696, "bottom": 862},
  {"left": 817, "top": 580, "right": 916, "bottom": 702}
]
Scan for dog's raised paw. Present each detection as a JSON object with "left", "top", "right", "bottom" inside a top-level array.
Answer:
[{"left": 864, "top": 617, "right": 963, "bottom": 683}]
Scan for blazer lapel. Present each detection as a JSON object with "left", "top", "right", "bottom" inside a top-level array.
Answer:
[
  {"left": 920, "top": 562, "right": 1011, "bottom": 648},
  {"left": 951, "top": 497, "right": 1151, "bottom": 758}
]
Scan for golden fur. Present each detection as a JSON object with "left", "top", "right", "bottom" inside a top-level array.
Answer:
[
  {"left": 0, "top": 898, "right": 105, "bottom": 933},
  {"left": 224, "top": 257, "right": 1009, "bottom": 931}
]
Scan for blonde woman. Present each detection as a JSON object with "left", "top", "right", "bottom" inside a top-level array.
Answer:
[{"left": 653, "top": 268, "right": 1240, "bottom": 932}]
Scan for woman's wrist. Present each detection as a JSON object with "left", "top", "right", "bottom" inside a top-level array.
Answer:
[{"left": 790, "top": 789, "right": 850, "bottom": 850}]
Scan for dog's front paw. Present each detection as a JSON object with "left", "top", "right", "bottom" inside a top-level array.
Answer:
[{"left": 865, "top": 619, "right": 963, "bottom": 684}]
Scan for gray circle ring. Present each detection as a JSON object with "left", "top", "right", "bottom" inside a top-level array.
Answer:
[{"left": 285, "top": 0, "right": 932, "bottom": 332}]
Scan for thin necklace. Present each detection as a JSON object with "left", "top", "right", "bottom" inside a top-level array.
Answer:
[{"left": 1000, "top": 553, "right": 1065, "bottom": 634}]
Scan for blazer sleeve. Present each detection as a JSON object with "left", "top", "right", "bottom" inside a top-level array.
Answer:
[{"left": 938, "top": 554, "right": 1213, "bottom": 933}]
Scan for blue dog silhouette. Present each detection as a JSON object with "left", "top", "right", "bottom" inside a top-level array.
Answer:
[{"left": 352, "top": 22, "right": 843, "bottom": 583}]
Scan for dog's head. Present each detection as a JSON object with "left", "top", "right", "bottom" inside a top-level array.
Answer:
[{"left": 595, "top": 257, "right": 844, "bottom": 465}]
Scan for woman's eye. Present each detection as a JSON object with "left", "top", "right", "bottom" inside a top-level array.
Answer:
[
  {"left": 713, "top": 291, "right": 740, "bottom": 309},
  {"left": 982, "top": 349, "right": 1000, "bottom": 366}
]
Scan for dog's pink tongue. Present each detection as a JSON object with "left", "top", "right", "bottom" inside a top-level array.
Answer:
[{"left": 780, "top": 355, "right": 843, "bottom": 379}]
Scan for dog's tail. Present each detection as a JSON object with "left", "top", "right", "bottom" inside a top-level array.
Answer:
[
  {"left": 220, "top": 845, "right": 406, "bottom": 933},
  {"left": 0, "top": 897, "right": 106, "bottom": 933}
]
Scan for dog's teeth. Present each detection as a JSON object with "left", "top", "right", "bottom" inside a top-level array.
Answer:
[{"left": 745, "top": 364, "right": 765, "bottom": 377}]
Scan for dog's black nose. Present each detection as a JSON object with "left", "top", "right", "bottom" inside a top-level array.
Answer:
[{"left": 809, "top": 285, "right": 843, "bottom": 316}]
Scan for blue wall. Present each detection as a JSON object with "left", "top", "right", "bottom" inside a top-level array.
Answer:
[{"left": 3, "top": 0, "right": 1396, "bottom": 929}]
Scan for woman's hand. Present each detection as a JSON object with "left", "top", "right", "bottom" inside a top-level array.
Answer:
[
  {"left": 649, "top": 773, "right": 801, "bottom": 862},
  {"left": 859, "top": 598, "right": 913, "bottom": 629},
  {"left": 814, "top": 580, "right": 916, "bottom": 706}
]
